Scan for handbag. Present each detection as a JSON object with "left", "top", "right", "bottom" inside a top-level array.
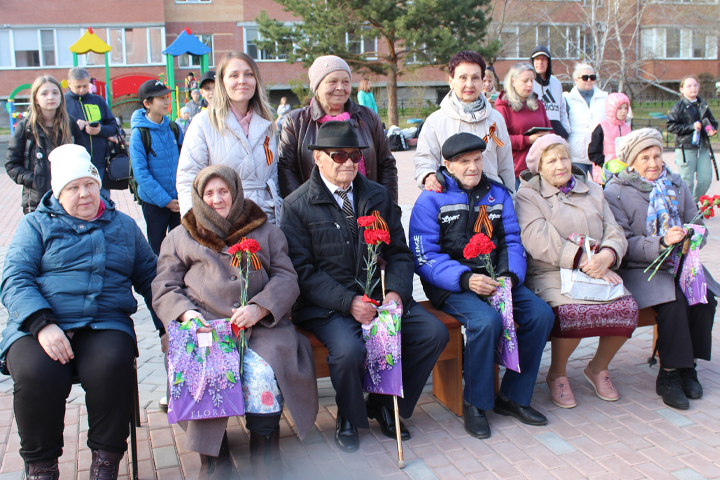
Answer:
[
  {"left": 166, "top": 318, "right": 245, "bottom": 424},
  {"left": 560, "top": 235, "right": 625, "bottom": 302},
  {"left": 103, "top": 126, "right": 130, "bottom": 190}
]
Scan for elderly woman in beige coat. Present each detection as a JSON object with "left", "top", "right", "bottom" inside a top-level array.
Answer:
[
  {"left": 515, "top": 134, "right": 638, "bottom": 409},
  {"left": 153, "top": 165, "right": 317, "bottom": 480}
]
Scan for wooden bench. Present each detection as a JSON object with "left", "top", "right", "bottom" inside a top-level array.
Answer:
[{"left": 295, "top": 305, "right": 659, "bottom": 419}]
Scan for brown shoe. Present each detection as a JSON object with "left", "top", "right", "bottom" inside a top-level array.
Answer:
[
  {"left": 89, "top": 450, "right": 124, "bottom": 480},
  {"left": 250, "top": 427, "right": 282, "bottom": 480},
  {"left": 25, "top": 459, "right": 59, "bottom": 480}
]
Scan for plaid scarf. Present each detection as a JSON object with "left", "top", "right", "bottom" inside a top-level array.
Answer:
[{"left": 644, "top": 168, "right": 682, "bottom": 236}]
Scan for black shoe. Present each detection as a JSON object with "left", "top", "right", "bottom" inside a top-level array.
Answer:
[
  {"left": 657, "top": 369, "right": 690, "bottom": 410},
  {"left": 463, "top": 402, "right": 491, "bottom": 439},
  {"left": 493, "top": 393, "right": 547, "bottom": 426},
  {"left": 89, "top": 450, "right": 124, "bottom": 480},
  {"left": 250, "top": 427, "right": 282, "bottom": 480},
  {"left": 25, "top": 460, "right": 59, "bottom": 480},
  {"left": 679, "top": 365, "right": 703, "bottom": 399},
  {"left": 366, "top": 396, "right": 411, "bottom": 441},
  {"left": 335, "top": 412, "right": 359, "bottom": 452},
  {"left": 198, "top": 432, "right": 235, "bottom": 480}
]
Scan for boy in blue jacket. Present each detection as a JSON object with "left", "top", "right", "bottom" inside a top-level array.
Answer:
[
  {"left": 409, "top": 132, "right": 554, "bottom": 439},
  {"left": 130, "top": 80, "right": 184, "bottom": 255}
]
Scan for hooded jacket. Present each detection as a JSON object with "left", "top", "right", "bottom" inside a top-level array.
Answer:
[
  {"left": 494, "top": 92, "right": 553, "bottom": 177},
  {"left": 413, "top": 91, "right": 514, "bottom": 191},
  {"left": 530, "top": 46, "right": 571, "bottom": 139},
  {"left": 5, "top": 117, "right": 86, "bottom": 210},
  {"left": 409, "top": 169, "right": 525, "bottom": 308},
  {"left": 130, "top": 108, "right": 184, "bottom": 208},
  {"left": 0, "top": 193, "right": 158, "bottom": 371},
  {"left": 588, "top": 93, "right": 632, "bottom": 166},
  {"left": 64, "top": 91, "right": 118, "bottom": 172}
]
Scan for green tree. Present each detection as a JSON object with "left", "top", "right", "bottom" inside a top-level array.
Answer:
[{"left": 257, "top": 0, "right": 499, "bottom": 126}]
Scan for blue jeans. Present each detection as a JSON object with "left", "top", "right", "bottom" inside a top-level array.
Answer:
[{"left": 441, "top": 284, "right": 554, "bottom": 411}]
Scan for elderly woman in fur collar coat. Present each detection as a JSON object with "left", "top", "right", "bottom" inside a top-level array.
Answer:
[{"left": 152, "top": 165, "right": 317, "bottom": 480}]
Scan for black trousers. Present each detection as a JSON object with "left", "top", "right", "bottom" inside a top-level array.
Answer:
[
  {"left": 306, "top": 302, "right": 449, "bottom": 429},
  {"left": 6, "top": 329, "right": 136, "bottom": 463},
  {"left": 142, "top": 202, "right": 181, "bottom": 255},
  {"left": 652, "top": 285, "right": 717, "bottom": 369}
]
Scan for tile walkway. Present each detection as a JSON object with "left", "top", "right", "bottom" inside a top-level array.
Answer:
[{"left": 0, "top": 148, "right": 719, "bottom": 479}]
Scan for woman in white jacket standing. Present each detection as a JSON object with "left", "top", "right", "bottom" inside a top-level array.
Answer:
[
  {"left": 177, "top": 52, "right": 281, "bottom": 223},
  {"left": 564, "top": 63, "right": 607, "bottom": 177},
  {"left": 414, "top": 50, "right": 514, "bottom": 192}
]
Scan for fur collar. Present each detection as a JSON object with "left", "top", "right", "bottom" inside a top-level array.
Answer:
[{"left": 182, "top": 199, "right": 267, "bottom": 252}]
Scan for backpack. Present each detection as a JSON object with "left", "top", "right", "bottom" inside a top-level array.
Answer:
[
  {"left": 387, "top": 132, "right": 408, "bottom": 152},
  {"left": 130, "top": 121, "right": 181, "bottom": 206}
]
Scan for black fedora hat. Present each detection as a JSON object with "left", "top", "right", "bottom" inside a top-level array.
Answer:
[{"left": 308, "top": 121, "right": 369, "bottom": 150}]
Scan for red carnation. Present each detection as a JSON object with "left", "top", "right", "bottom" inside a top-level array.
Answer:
[
  {"left": 357, "top": 216, "right": 376, "bottom": 228},
  {"left": 238, "top": 238, "right": 261, "bottom": 254},
  {"left": 699, "top": 195, "right": 712, "bottom": 206},
  {"left": 364, "top": 229, "right": 390, "bottom": 245},
  {"left": 463, "top": 242, "right": 482, "bottom": 260},
  {"left": 469, "top": 233, "right": 496, "bottom": 256},
  {"left": 228, "top": 243, "right": 242, "bottom": 255}
]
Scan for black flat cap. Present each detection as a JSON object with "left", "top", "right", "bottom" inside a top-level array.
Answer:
[
  {"left": 308, "top": 121, "right": 369, "bottom": 150},
  {"left": 442, "top": 132, "right": 487, "bottom": 161}
]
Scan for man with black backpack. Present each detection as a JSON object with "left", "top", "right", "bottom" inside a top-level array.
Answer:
[{"left": 130, "top": 80, "right": 184, "bottom": 255}]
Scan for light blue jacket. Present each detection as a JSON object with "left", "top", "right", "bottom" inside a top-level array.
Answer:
[
  {"left": 0, "top": 193, "right": 158, "bottom": 371},
  {"left": 130, "top": 108, "right": 184, "bottom": 207}
]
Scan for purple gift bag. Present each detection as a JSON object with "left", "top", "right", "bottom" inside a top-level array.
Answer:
[
  {"left": 167, "top": 318, "right": 245, "bottom": 424},
  {"left": 489, "top": 278, "right": 520, "bottom": 373},
  {"left": 676, "top": 225, "right": 708, "bottom": 306},
  {"left": 362, "top": 302, "right": 404, "bottom": 397}
]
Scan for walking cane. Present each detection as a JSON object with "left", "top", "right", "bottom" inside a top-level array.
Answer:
[
  {"left": 381, "top": 267, "right": 405, "bottom": 468},
  {"left": 707, "top": 141, "right": 720, "bottom": 181}
]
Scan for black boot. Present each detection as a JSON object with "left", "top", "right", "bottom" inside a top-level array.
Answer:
[
  {"left": 656, "top": 369, "right": 690, "bottom": 410},
  {"left": 198, "top": 432, "right": 235, "bottom": 480},
  {"left": 250, "top": 427, "right": 282, "bottom": 480},
  {"left": 463, "top": 402, "right": 490, "bottom": 439},
  {"left": 679, "top": 365, "right": 703, "bottom": 399},
  {"left": 89, "top": 450, "right": 124, "bottom": 480},
  {"left": 25, "top": 460, "right": 59, "bottom": 480}
]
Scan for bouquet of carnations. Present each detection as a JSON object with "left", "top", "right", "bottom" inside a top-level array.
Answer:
[
  {"left": 463, "top": 233, "right": 520, "bottom": 373},
  {"left": 357, "top": 214, "right": 403, "bottom": 397}
]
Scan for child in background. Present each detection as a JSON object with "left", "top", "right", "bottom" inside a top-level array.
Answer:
[
  {"left": 587, "top": 93, "right": 631, "bottom": 184},
  {"left": 130, "top": 80, "right": 184, "bottom": 255},
  {"left": 176, "top": 107, "right": 191, "bottom": 134}
]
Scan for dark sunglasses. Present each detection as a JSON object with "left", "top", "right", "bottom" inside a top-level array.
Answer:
[
  {"left": 580, "top": 74, "right": 597, "bottom": 81},
  {"left": 324, "top": 150, "right": 363, "bottom": 164}
]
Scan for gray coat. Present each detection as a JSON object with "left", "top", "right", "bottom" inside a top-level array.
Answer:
[
  {"left": 152, "top": 200, "right": 318, "bottom": 455},
  {"left": 604, "top": 170, "right": 719, "bottom": 309}
]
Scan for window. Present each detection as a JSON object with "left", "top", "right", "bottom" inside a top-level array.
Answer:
[
  {"left": 500, "top": 25, "right": 583, "bottom": 60},
  {"left": 641, "top": 27, "right": 718, "bottom": 59},
  {"left": 57, "top": 29, "right": 79, "bottom": 67},
  {"left": 149, "top": 27, "right": 164, "bottom": 64},
  {"left": 13, "top": 29, "right": 40, "bottom": 67},
  {"left": 346, "top": 28, "right": 377, "bottom": 59},
  {"left": 0, "top": 31, "right": 11, "bottom": 68},
  {"left": 41, "top": 30, "right": 56, "bottom": 66},
  {"left": 178, "top": 34, "right": 214, "bottom": 67},
  {"left": 244, "top": 27, "right": 289, "bottom": 61}
]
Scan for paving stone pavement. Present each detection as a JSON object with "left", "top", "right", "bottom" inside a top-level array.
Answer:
[{"left": 0, "top": 149, "right": 719, "bottom": 480}]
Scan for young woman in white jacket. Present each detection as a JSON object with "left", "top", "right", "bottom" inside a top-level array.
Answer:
[
  {"left": 564, "top": 63, "right": 607, "bottom": 177},
  {"left": 177, "top": 52, "right": 281, "bottom": 223}
]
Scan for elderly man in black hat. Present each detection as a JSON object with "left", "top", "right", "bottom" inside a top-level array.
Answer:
[
  {"left": 280, "top": 121, "right": 449, "bottom": 452},
  {"left": 408, "top": 132, "right": 554, "bottom": 439}
]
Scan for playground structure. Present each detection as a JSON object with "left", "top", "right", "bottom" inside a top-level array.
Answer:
[
  {"left": 162, "top": 28, "right": 211, "bottom": 118},
  {"left": 6, "top": 27, "right": 211, "bottom": 132}
]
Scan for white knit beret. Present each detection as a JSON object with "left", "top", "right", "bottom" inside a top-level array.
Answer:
[
  {"left": 49, "top": 144, "right": 101, "bottom": 198},
  {"left": 308, "top": 55, "right": 352, "bottom": 92}
]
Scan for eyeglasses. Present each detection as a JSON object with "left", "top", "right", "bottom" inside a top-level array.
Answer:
[
  {"left": 324, "top": 150, "right": 363, "bottom": 164},
  {"left": 580, "top": 74, "right": 597, "bottom": 81}
]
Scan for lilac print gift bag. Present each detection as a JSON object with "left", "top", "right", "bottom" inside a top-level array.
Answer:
[
  {"left": 166, "top": 318, "right": 245, "bottom": 424},
  {"left": 362, "top": 302, "right": 403, "bottom": 397}
]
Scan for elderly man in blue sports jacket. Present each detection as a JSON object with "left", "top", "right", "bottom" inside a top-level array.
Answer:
[{"left": 409, "top": 132, "right": 554, "bottom": 439}]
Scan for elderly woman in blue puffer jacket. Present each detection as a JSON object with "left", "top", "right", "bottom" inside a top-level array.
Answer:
[{"left": 0, "top": 144, "right": 159, "bottom": 480}]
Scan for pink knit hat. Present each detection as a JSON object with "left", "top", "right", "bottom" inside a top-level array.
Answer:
[
  {"left": 525, "top": 134, "right": 569, "bottom": 174},
  {"left": 308, "top": 55, "right": 352, "bottom": 92}
]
